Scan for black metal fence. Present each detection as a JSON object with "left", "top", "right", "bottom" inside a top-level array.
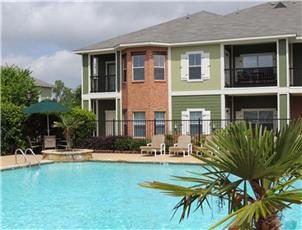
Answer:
[
  {"left": 74, "top": 118, "right": 291, "bottom": 146},
  {"left": 225, "top": 67, "right": 277, "bottom": 87}
]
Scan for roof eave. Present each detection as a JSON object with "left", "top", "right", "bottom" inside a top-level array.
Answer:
[{"left": 74, "top": 34, "right": 297, "bottom": 54}]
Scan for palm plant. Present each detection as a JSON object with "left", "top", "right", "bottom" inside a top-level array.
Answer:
[
  {"left": 53, "top": 114, "right": 84, "bottom": 150},
  {"left": 141, "top": 120, "right": 302, "bottom": 229}
]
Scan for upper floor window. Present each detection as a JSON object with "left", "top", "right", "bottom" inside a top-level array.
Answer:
[
  {"left": 242, "top": 54, "right": 274, "bottom": 68},
  {"left": 188, "top": 53, "right": 202, "bottom": 80},
  {"left": 132, "top": 55, "right": 145, "bottom": 81},
  {"left": 122, "top": 54, "right": 127, "bottom": 82},
  {"left": 154, "top": 54, "right": 165, "bottom": 80},
  {"left": 92, "top": 56, "right": 98, "bottom": 76}
]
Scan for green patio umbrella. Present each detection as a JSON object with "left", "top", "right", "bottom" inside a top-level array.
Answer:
[{"left": 24, "top": 100, "right": 70, "bottom": 135}]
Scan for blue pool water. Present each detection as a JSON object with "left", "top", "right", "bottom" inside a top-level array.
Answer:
[{"left": 1, "top": 162, "right": 301, "bottom": 229}]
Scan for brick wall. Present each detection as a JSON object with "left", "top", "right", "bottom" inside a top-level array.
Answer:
[
  {"left": 290, "top": 95, "right": 302, "bottom": 119},
  {"left": 121, "top": 46, "right": 168, "bottom": 137}
]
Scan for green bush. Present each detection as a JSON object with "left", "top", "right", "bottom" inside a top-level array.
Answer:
[
  {"left": 113, "top": 137, "right": 133, "bottom": 151},
  {"left": 129, "top": 139, "right": 149, "bottom": 151},
  {"left": 1, "top": 103, "right": 27, "bottom": 154}
]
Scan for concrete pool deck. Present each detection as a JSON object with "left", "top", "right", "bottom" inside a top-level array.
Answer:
[{"left": 0, "top": 153, "right": 202, "bottom": 170}]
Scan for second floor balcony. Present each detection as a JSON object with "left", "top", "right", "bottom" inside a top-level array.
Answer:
[
  {"left": 225, "top": 67, "right": 277, "bottom": 87},
  {"left": 90, "top": 75, "right": 116, "bottom": 93}
]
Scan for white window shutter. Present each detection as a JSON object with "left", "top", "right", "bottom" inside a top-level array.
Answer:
[
  {"left": 202, "top": 110, "right": 211, "bottom": 134},
  {"left": 181, "top": 111, "right": 190, "bottom": 135},
  {"left": 180, "top": 54, "right": 189, "bottom": 81},
  {"left": 201, "top": 52, "right": 210, "bottom": 80}
]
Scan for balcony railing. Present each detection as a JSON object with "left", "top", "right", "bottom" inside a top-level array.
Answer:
[
  {"left": 225, "top": 67, "right": 277, "bottom": 87},
  {"left": 90, "top": 75, "right": 116, "bottom": 93},
  {"left": 290, "top": 68, "right": 302, "bottom": 86}
]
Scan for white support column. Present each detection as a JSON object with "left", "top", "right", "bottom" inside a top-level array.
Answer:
[
  {"left": 220, "top": 94, "right": 226, "bottom": 128},
  {"left": 287, "top": 92, "right": 290, "bottom": 124},
  {"left": 220, "top": 43, "right": 225, "bottom": 90},
  {"left": 81, "top": 55, "right": 84, "bottom": 109},
  {"left": 96, "top": 100, "right": 99, "bottom": 136},
  {"left": 88, "top": 54, "right": 91, "bottom": 94},
  {"left": 167, "top": 47, "right": 172, "bottom": 132}
]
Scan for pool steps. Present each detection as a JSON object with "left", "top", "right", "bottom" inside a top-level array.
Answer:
[{"left": 14, "top": 148, "right": 40, "bottom": 166}]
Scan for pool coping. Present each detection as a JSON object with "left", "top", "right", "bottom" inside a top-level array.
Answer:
[{"left": 0, "top": 158, "right": 203, "bottom": 171}]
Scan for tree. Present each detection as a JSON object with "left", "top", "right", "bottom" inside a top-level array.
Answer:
[
  {"left": 53, "top": 114, "right": 84, "bottom": 150},
  {"left": 53, "top": 80, "right": 65, "bottom": 102},
  {"left": 53, "top": 80, "right": 81, "bottom": 108},
  {"left": 0, "top": 65, "right": 39, "bottom": 153},
  {"left": 141, "top": 121, "right": 302, "bottom": 229},
  {"left": 1, "top": 65, "right": 39, "bottom": 106}
]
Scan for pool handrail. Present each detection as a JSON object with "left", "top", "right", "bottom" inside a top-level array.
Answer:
[
  {"left": 25, "top": 148, "right": 40, "bottom": 166},
  {"left": 14, "top": 148, "right": 30, "bottom": 165}
]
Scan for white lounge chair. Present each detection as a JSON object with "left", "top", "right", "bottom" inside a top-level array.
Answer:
[
  {"left": 140, "top": 135, "right": 166, "bottom": 156},
  {"left": 169, "top": 135, "right": 192, "bottom": 157}
]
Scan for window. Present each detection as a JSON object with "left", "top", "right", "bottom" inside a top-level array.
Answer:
[
  {"left": 188, "top": 53, "right": 202, "bottom": 80},
  {"left": 154, "top": 54, "right": 165, "bottom": 80},
  {"left": 132, "top": 55, "right": 145, "bottom": 81},
  {"left": 242, "top": 54, "right": 274, "bottom": 68},
  {"left": 133, "top": 112, "right": 146, "bottom": 137},
  {"left": 154, "top": 112, "right": 165, "bottom": 134},
  {"left": 92, "top": 56, "right": 98, "bottom": 76},
  {"left": 122, "top": 55, "right": 127, "bottom": 82},
  {"left": 189, "top": 111, "right": 203, "bottom": 135},
  {"left": 243, "top": 109, "right": 274, "bottom": 130}
]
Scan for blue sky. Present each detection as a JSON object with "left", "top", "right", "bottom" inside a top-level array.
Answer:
[{"left": 2, "top": 1, "right": 264, "bottom": 88}]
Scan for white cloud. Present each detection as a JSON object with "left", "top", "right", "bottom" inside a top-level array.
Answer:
[{"left": 2, "top": 50, "right": 81, "bottom": 88}]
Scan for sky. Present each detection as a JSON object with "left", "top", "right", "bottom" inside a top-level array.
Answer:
[{"left": 1, "top": 1, "right": 265, "bottom": 88}]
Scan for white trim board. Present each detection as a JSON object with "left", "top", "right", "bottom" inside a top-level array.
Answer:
[{"left": 82, "top": 92, "right": 121, "bottom": 100}]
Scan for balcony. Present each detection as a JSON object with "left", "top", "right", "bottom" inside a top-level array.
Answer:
[
  {"left": 225, "top": 67, "right": 277, "bottom": 87},
  {"left": 90, "top": 75, "right": 116, "bottom": 93},
  {"left": 290, "top": 68, "right": 302, "bottom": 87}
]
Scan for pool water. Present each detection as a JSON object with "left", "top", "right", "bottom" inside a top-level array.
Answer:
[{"left": 1, "top": 162, "right": 301, "bottom": 229}]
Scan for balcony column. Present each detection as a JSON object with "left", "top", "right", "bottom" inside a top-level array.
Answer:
[
  {"left": 277, "top": 39, "right": 288, "bottom": 87},
  {"left": 278, "top": 93, "right": 289, "bottom": 130}
]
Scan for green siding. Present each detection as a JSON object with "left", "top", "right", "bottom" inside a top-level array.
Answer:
[
  {"left": 172, "top": 95, "right": 221, "bottom": 120},
  {"left": 83, "top": 100, "right": 89, "bottom": 110},
  {"left": 171, "top": 45, "right": 221, "bottom": 91},
  {"left": 82, "top": 54, "right": 89, "bottom": 94},
  {"left": 279, "top": 94, "right": 288, "bottom": 119},
  {"left": 278, "top": 39, "right": 287, "bottom": 87},
  {"left": 279, "top": 94, "right": 288, "bottom": 129}
]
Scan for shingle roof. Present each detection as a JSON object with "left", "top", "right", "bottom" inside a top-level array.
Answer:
[
  {"left": 75, "top": 1, "right": 302, "bottom": 52},
  {"left": 34, "top": 78, "right": 54, "bottom": 88}
]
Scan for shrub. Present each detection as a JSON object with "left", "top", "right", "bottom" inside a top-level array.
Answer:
[
  {"left": 77, "top": 136, "right": 149, "bottom": 152},
  {"left": 67, "top": 107, "right": 96, "bottom": 144},
  {"left": 1, "top": 103, "right": 27, "bottom": 154}
]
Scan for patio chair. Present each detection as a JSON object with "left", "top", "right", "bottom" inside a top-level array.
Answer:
[
  {"left": 169, "top": 135, "right": 192, "bottom": 157},
  {"left": 44, "top": 135, "right": 56, "bottom": 149},
  {"left": 140, "top": 135, "right": 165, "bottom": 156},
  {"left": 27, "top": 136, "right": 41, "bottom": 152}
]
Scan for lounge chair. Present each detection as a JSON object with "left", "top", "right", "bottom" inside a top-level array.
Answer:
[
  {"left": 169, "top": 135, "right": 192, "bottom": 157},
  {"left": 140, "top": 135, "right": 165, "bottom": 156}
]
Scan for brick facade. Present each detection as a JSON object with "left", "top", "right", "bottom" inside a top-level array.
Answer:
[
  {"left": 121, "top": 47, "right": 168, "bottom": 137},
  {"left": 290, "top": 95, "right": 302, "bottom": 119}
]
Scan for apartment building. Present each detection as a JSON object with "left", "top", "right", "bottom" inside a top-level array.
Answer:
[{"left": 75, "top": 1, "right": 302, "bottom": 137}]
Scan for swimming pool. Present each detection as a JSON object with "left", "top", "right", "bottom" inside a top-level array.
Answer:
[{"left": 1, "top": 162, "right": 301, "bottom": 229}]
